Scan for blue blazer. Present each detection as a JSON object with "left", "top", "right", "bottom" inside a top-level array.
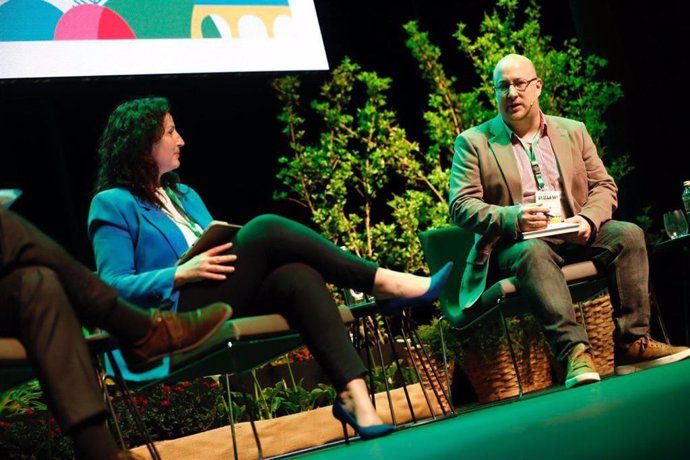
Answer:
[{"left": 88, "top": 185, "right": 213, "bottom": 380}]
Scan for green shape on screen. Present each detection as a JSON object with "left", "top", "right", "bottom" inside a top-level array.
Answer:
[
  {"left": 106, "top": 0, "right": 195, "bottom": 39},
  {"left": 201, "top": 16, "right": 222, "bottom": 38}
]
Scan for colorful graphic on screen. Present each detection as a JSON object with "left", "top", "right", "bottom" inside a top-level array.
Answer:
[
  {"left": 0, "top": 0, "right": 292, "bottom": 41},
  {"left": 0, "top": 0, "right": 327, "bottom": 78}
]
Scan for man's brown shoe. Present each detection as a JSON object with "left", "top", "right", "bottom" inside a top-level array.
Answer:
[
  {"left": 565, "top": 343, "right": 601, "bottom": 389},
  {"left": 121, "top": 302, "right": 232, "bottom": 373},
  {"left": 615, "top": 336, "right": 690, "bottom": 375}
]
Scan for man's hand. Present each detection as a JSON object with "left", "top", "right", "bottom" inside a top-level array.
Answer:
[
  {"left": 560, "top": 215, "right": 592, "bottom": 245},
  {"left": 518, "top": 204, "right": 550, "bottom": 233}
]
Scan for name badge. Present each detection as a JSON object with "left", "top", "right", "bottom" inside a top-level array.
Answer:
[{"left": 535, "top": 190, "right": 563, "bottom": 224}]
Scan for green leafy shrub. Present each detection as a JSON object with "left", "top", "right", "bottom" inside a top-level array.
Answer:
[
  {"left": 1, "top": 380, "right": 72, "bottom": 459},
  {"left": 0, "top": 413, "right": 73, "bottom": 460},
  {"left": 0, "top": 380, "right": 46, "bottom": 418},
  {"left": 273, "top": 0, "right": 625, "bottom": 276},
  {"left": 416, "top": 314, "right": 549, "bottom": 368},
  {"left": 250, "top": 377, "right": 335, "bottom": 420},
  {"left": 107, "top": 376, "right": 231, "bottom": 447}
]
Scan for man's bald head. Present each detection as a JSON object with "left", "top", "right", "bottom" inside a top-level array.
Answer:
[
  {"left": 492, "top": 54, "right": 542, "bottom": 134},
  {"left": 493, "top": 54, "right": 537, "bottom": 85}
]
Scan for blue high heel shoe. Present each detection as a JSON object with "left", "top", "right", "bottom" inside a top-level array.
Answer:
[
  {"left": 377, "top": 261, "right": 454, "bottom": 315},
  {"left": 332, "top": 401, "right": 395, "bottom": 443}
]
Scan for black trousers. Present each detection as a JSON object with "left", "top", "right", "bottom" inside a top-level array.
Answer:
[
  {"left": 179, "top": 214, "right": 378, "bottom": 389},
  {"left": 0, "top": 208, "right": 118, "bottom": 433}
]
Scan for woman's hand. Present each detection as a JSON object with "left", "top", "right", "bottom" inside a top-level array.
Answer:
[{"left": 174, "top": 242, "right": 236, "bottom": 287}]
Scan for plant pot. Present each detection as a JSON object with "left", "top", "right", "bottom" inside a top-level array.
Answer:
[
  {"left": 403, "top": 342, "right": 455, "bottom": 413},
  {"left": 573, "top": 292, "right": 615, "bottom": 376},
  {"left": 462, "top": 335, "right": 552, "bottom": 403},
  {"left": 460, "top": 315, "right": 553, "bottom": 403}
]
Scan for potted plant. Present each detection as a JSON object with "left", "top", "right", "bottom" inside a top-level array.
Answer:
[{"left": 416, "top": 313, "right": 553, "bottom": 403}]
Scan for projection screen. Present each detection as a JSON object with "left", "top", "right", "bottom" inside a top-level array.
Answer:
[{"left": 0, "top": 0, "right": 329, "bottom": 79}]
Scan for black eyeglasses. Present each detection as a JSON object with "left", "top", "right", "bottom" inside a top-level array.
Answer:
[{"left": 494, "top": 77, "right": 538, "bottom": 93}]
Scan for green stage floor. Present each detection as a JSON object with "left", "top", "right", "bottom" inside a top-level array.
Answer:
[{"left": 295, "top": 358, "right": 690, "bottom": 460}]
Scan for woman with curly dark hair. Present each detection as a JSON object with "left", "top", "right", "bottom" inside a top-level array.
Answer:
[{"left": 88, "top": 96, "right": 452, "bottom": 440}]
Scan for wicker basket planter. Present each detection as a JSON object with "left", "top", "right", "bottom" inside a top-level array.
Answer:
[
  {"left": 574, "top": 291, "right": 615, "bottom": 376},
  {"left": 461, "top": 319, "right": 553, "bottom": 403},
  {"left": 404, "top": 343, "right": 455, "bottom": 413},
  {"left": 462, "top": 293, "right": 615, "bottom": 401},
  {"left": 414, "top": 293, "right": 615, "bottom": 404}
]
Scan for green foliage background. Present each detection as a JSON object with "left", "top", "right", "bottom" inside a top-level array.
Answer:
[
  {"left": 0, "top": 5, "right": 632, "bottom": 451},
  {"left": 272, "top": 0, "right": 625, "bottom": 275}
]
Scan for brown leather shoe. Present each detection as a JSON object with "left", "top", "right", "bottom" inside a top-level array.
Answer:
[
  {"left": 615, "top": 336, "right": 690, "bottom": 375},
  {"left": 121, "top": 302, "right": 232, "bottom": 373}
]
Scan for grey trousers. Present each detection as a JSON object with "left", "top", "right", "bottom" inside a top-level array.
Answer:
[{"left": 493, "top": 220, "right": 650, "bottom": 362}]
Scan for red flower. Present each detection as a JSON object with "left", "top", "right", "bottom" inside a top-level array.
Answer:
[
  {"left": 174, "top": 386, "right": 183, "bottom": 393},
  {"left": 162, "top": 385, "right": 171, "bottom": 393},
  {"left": 182, "top": 381, "right": 191, "bottom": 388},
  {"left": 0, "top": 421, "right": 11, "bottom": 428},
  {"left": 160, "top": 400, "right": 171, "bottom": 407}
]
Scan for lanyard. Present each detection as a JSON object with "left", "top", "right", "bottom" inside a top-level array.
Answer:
[
  {"left": 163, "top": 187, "right": 203, "bottom": 238},
  {"left": 515, "top": 132, "right": 546, "bottom": 190}
]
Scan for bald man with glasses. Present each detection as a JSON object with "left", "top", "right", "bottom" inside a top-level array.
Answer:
[{"left": 449, "top": 53, "right": 690, "bottom": 389}]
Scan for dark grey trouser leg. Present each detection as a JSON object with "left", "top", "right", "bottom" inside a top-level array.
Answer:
[
  {"left": 494, "top": 238, "right": 590, "bottom": 362},
  {"left": 0, "top": 208, "right": 119, "bottom": 327},
  {"left": 0, "top": 267, "right": 107, "bottom": 433},
  {"left": 584, "top": 220, "right": 651, "bottom": 349}
]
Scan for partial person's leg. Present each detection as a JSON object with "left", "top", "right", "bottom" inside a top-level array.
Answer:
[
  {"left": 494, "top": 239, "right": 590, "bottom": 362},
  {"left": 0, "top": 209, "right": 142, "bottom": 332},
  {"left": 0, "top": 209, "right": 231, "bottom": 370},
  {"left": 582, "top": 220, "right": 650, "bottom": 347},
  {"left": 179, "top": 214, "right": 430, "bottom": 312},
  {"left": 253, "top": 263, "right": 366, "bottom": 388},
  {"left": 581, "top": 220, "right": 690, "bottom": 373},
  {"left": 252, "top": 263, "right": 382, "bottom": 427},
  {"left": 0, "top": 266, "right": 119, "bottom": 459}
]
